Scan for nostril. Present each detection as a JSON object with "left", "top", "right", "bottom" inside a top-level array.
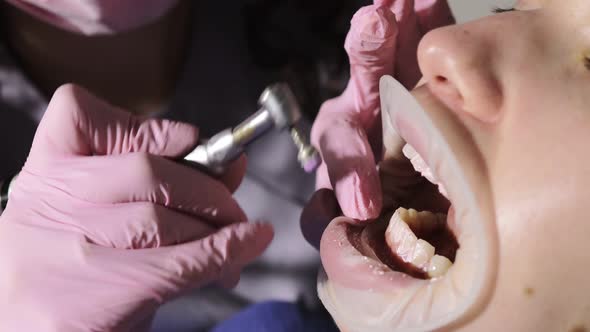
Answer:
[
  {"left": 435, "top": 75, "right": 448, "bottom": 84},
  {"left": 429, "top": 75, "right": 465, "bottom": 111}
]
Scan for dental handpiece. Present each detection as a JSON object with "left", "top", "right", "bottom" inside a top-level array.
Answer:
[
  {"left": 184, "top": 83, "right": 322, "bottom": 174},
  {"left": 0, "top": 83, "right": 321, "bottom": 214}
]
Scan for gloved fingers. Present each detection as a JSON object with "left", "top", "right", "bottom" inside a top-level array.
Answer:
[
  {"left": 183, "top": 155, "right": 247, "bottom": 193},
  {"left": 60, "top": 153, "right": 246, "bottom": 226},
  {"left": 374, "top": 0, "right": 394, "bottom": 7},
  {"left": 414, "top": 0, "right": 455, "bottom": 33},
  {"left": 217, "top": 266, "right": 242, "bottom": 289},
  {"left": 78, "top": 202, "right": 215, "bottom": 249},
  {"left": 217, "top": 155, "right": 248, "bottom": 194},
  {"left": 310, "top": 6, "right": 397, "bottom": 220},
  {"left": 300, "top": 189, "right": 341, "bottom": 250},
  {"left": 314, "top": 162, "right": 332, "bottom": 191},
  {"left": 389, "top": 0, "right": 423, "bottom": 89},
  {"left": 312, "top": 108, "right": 382, "bottom": 221},
  {"left": 343, "top": 4, "right": 397, "bottom": 128},
  {"left": 111, "top": 222, "right": 273, "bottom": 299},
  {"left": 183, "top": 221, "right": 273, "bottom": 289},
  {"left": 130, "top": 315, "right": 155, "bottom": 332},
  {"left": 29, "top": 84, "right": 198, "bottom": 163}
]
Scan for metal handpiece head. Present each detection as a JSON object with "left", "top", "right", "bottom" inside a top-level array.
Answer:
[
  {"left": 290, "top": 127, "right": 322, "bottom": 173},
  {"left": 258, "top": 83, "right": 302, "bottom": 129},
  {"left": 260, "top": 83, "right": 322, "bottom": 173},
  {"left": 184, "top": 83, "right": 321, "bottom": 175}
]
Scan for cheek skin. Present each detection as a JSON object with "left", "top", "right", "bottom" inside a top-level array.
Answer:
[
  {"left": 453, "top": 206, "right": 590, "bottom": 332},
  {"left": 443, "top": 19, "right": 590, "bottom": 328},
  {"left": 453, "top": 81, "right": 590, "bottom": 330}
]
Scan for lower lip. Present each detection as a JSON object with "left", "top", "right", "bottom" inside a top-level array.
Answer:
[
  {"left": 320, "top": 218, "right": 425, "bottom": 292},
  {"left": 349, "top": 221, "right": 429, "bottom": 279}
]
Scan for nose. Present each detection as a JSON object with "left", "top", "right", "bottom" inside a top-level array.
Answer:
[{"left": 417, "top": 23, "right": 503, "bottom": 123}]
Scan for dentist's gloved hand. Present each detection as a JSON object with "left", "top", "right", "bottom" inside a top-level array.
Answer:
[
  {"left": 310, "top": 0, "right": 454, "bottom": 222},
  {"left": 0, "top": 84, "right": 273, "bottom": 332}
]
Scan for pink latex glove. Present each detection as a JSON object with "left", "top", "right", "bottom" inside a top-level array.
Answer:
[
  {"left": 0, "top": 84, "right": 273, "bottom": 332},
  {"left": 310, "top": 0, "right": 454, "bottom": 221}
]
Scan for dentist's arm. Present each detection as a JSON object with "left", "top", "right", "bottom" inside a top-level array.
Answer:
[{"left": 0, "top": 84, "right": 273, "bottom": 332}]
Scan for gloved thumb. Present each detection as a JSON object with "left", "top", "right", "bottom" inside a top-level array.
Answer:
[
  {"left": 28, "top": 84, "right": 198, "bottom": 164},
  {"left": 218, "top": 155, "right": 248, "bottom": 193},
  {"left": 104, "top": 222, "right": 274, "bottom": 301},
  {"left": 300, "top": 189, "right": 341, "bottom": 250}
]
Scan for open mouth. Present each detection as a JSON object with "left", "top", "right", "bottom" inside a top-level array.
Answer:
[
  {"left": 346, "top": 141, "right": 459, "bottom": 280},
  {"left": 317, "top": 76, "right": 497, "bottom": 332}
]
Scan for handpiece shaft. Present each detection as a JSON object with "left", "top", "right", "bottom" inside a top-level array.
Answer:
[
  {"left": 183, "top": 106, "right": 277, "bottom": 174},
  {"left": 232, "top": 107, "right": 274, "bottom": 145}
]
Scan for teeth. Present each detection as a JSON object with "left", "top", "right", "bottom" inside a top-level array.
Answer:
[
  {"left": 417, "top": 211, "right": 438, "bottom": 224},
  {"left": 395, "top": 208, "right": 444, "bottom": 234},
  {"left": 403, "top": 143, "right": 449, "bottom": 198},
  {"left": 401, "top": 208, "right": 418, "bottom": 229},
  {"left": 386, "top": 208, "right": 438, "bottom": 267},
  {"left": 386, "top": 207, "right": 453, "bottom": 278},
  {"left": 411, "top": 239, "right": 435, "bottom": 268},
  {"left": 387, "top": 216, "right": 416, "bottom": 260},
  {"left": 403, "top": 144, "right": 437, "bottom": 184},
  {"left": 428, "top": 255, "right": 453, "bottom": 278}
]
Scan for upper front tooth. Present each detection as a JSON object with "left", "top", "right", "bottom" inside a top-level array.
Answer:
[
  {"left": 402, "top": 143, "right": 419, "bottom": 160},
  {"left": 403, "top": 144, "right": 437, "bottom": 184},
  {"left": 402, "top": 144, "right": 451, "bottom": 199}
]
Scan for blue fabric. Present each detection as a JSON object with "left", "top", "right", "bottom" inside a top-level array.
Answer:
[{"left": 210, "top": 301, "right": 339, "bottom": 332}]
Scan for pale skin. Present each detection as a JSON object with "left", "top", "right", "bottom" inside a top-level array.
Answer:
[{"left": 312, "top": 0, "right": 590, "bottom": 331}]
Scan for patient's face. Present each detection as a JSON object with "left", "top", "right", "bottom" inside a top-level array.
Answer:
[{"left": 318, "top": 1, "right": 590, "bottom": 331}]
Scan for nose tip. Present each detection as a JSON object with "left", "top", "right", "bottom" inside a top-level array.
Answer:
[{"left": 418, "top": 26, "right": 503, "bottom": 123}]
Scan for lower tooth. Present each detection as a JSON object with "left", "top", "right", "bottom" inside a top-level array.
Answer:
[
  {"left": 386, "top": 208, "right": 455, "bottom": 278},
  {"left": 387, "top": 208, "right": 437, "bottom": 269},
  {"left": 427, "top": 255, "right": 453, "bottom": 278},
  {"left": 411, "top": 239, "right": 435, "bottom": 268},
  {"left": 403, "top": 143, "right": 450, "bottom": 199},
  {"left": 402, "top": 208, "right": 441, "bottom": 232},
  {"left": 403, "top": 208, "right": 420, "bottom": 229},
  {"left": 417, "top": 211, "right": 438, "bottom": 224}
]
